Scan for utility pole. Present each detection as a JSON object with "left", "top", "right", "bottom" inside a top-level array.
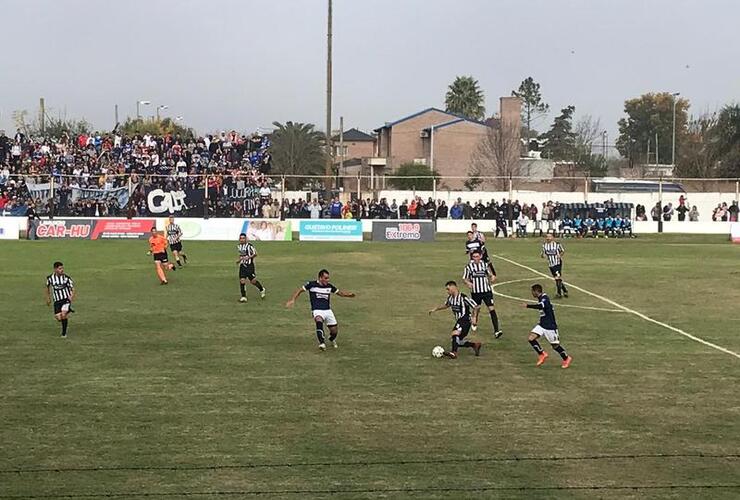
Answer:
[
  {"left": 339, "top": 115, "right": 344, "bottom": 175},
  {"left": 671, "top": 92, "right": 680, "bottom": 166},
  {"left": 114, "top": 104, "right": 119, "bottom": 128},
  {"left": 325, "top": 0, "right": 333, "bottom": 184},
  {"left": 39, "top": 97, "right": 45, "bottom": 135}
]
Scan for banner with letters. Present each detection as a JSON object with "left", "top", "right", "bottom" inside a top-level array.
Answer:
[
  {"left": 36, "top": 219, "right": 95, "bottom": 239},
  {"left": 299, "top": 220, "right": 363, "bottom": 242},
  {"left": 241, "top": 219, "right": 292, "bottom": 241},
  {"left": 91, "top": 219, "right": 155, "bottom": 239},
  {"left": 372, "top": 220, "right": 435, "bottom": 242},
  {"left": 146, "top": 187, "right": 202, "bottom": 215},
  {"left": 26, "top": 181, "right": 133, "bottom": 208},
  {"left": 0, "top": 218, "right": 20, "bottom": 239},
  {"left": 160, "top": 218, "right": 291, "bottom": 241}
]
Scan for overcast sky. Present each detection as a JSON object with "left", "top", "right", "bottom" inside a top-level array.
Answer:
[{"left": 1, "top": 0, "right": 738, "bottom": 140}]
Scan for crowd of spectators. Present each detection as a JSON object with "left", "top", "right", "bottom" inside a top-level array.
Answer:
[
  {"left": 643, "top": 195, "right": 739, "bottom": 222},
  {"left": 0, "top": 127, "right": 274, "bottom": 217}
]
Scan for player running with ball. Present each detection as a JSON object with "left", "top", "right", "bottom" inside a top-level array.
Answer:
[
  {"left": 522, "top": 284, "right": 572, "bottom": 368},
  {"left": 285, "top": 269, "right": 355, "bottom": 351},
  {"left": 428, "top": 280, "right": 482, "bottom": 359}
]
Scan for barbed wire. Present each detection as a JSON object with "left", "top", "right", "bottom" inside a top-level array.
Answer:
[
  {"left": 1, "top": 483, "right": 738, "bottom": 498},
  {"left": 2, "top": 452, "right": 737, "bottom": 475}
]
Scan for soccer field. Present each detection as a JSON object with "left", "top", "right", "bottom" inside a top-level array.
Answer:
[{"left": 1, "top": 235, "right": 739, "bottom": 499}]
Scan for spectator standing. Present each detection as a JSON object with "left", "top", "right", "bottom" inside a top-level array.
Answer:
[
  {"left": 677, "top": 202, "right": 689, "bottom": 221},
  {"left": 329, "top": 198, "right": 343, "bottom": 219},
  {"left": 689, "top": 206, "right": 699, "bottom": 221},
  {"left": 436, "top": 201, "right": 448, "bottom": 219},
  {"left": 662, "top": 203, "right": 674, "bottom": 221},
  {"left": 516, "top": 212, "right": 529, "bottom": 237},
  {"left": 450, "top": 200, "right": 463, "bottom": 220},
  {"left": 729, "top": 201, "right": 739, "bottom": 222},
  {"left": 309, "top": 200, "right": 321, "bottom": 219}
]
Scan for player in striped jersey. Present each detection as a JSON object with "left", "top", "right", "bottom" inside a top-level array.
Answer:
[
  {"left": 465, "top": 230, "right": 495, "bottom": 274},
  {"left": 541, "top": 233, "right": 569, "bottom": 298},
  {"left": 522, "top": 283, "right": 572, "bottom": 368},
  {"left": 44, "top": 261, "right": 75, "bottom": 337},
  {"left": 237, "top": 233, "right": 266, "bottom": 302},
  {"left": 166, "top": 215, "right": 188, "bottom": 267},
  {"left": 463, "top": 249, "right": 503, "bottom": 338},
  {"left": 428, "top": 280, "right": 482, "bottom": 359}
]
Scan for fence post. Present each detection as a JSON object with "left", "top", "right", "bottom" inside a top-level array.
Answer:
[
  {"left": 203, "top": 175, "right": 209, "bottom": 219},
  {"left": 658, "top": 175, "right": 663, "bottom": 233},
  {"left": 508, "top": 175, "right": 513, "bottom": 200},
  {"left": 48, "top": 175, "right": 55, "bottom": 220},
  {"left": 584, "top": 176, "right": 589, "bottom": 204},
  {"left": 357, "top": 175, "right": 361, "bottom": 201},
  {"left": 280, "top": 175, "right": 286, "bottom": 206},
  {"left": 432, "top": 177, "right": 437, "bottom": 203},
  {"left": 736, "top": 179, "right": 739, "bottom": 205}
]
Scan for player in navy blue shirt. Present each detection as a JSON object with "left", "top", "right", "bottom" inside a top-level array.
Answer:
[
  {"left": 522, "top": 284, "right": 572, "bottom": 368},
  {"left": 285, "top": 269, "right": 356, "bottom": 350}
]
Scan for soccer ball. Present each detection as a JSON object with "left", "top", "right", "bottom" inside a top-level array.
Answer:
[{"left": 432, "top": 346, "right": 445, "bottom": 358}]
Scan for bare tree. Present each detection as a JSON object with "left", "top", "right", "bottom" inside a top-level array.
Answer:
[{"left": 469, "top": 121, "right": 521, "bottom": 191}]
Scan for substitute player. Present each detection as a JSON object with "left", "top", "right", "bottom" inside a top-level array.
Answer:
[
  {"left": 428, "top": 280, "right": 482, "bottom": 359},
  {"left": 45, "top": 261, "right": 75, "bottom": 338},
  {"left": 541, "top": 233, "right": 569, "bottom": 298},
  {"left": 522, "top": 284, "right": 572, "bottom": 368},
  {"left": 285, "top": 269, "right": 355, "bottom": 350},
  {"left": 148, "top": 227, "right": 176, "bottom": 285},
  {"left": 463, "top": 249, "right": 502, "bottom": 338},
  {"left": 237, "top": 233, "right": 266, "bottom": 302},
  {"left": 166, "top": 215, "right": 188, "bottom": 267}
]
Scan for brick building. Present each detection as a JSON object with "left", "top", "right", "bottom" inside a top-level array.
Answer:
[{"left": 374, "top": 98, "right": 521, "bottom": 189}]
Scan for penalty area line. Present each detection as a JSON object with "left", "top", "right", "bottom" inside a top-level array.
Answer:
[{"left": 493, "top": 254, "right": 740, "bottom": 360}]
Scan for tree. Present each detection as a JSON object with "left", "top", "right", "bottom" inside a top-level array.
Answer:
[
  {"left": 540, "top": 106, "right": 576, "bottom": 161},
  {"left": 675, "top": 113, "right": 718, "bottom": 178},
  {"left": 270, "top": 121, "right": 327, "bottom": 189},
  {"left": 13, "top": 109, "right": 91, "bottom": 138},
  {"left": 712, "top": 104, "right": 740, "bottom": 177},
  {"left": 616, "top": 92, "right": 689, "bottom": 167},
  {"left": 118, "top": 117, "right": 194, "bottom": 138},
  {"left": 445, "top": 76, "right": 486, "bottom": 121},
  {"left": 469, "top": 121, "right": 521, "bottom": 190},
  {"left": 512, "top": 77, "right": 549, "bottom": 145},
  {"left": 574, "top": 115, "right": 607, "bottom": 178},
  {"left": 388, "top": 163, "right": 439, "bottom": 190}
]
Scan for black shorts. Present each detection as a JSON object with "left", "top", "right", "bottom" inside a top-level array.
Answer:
[
  {"left": 453, "top": 317, "right": 472, "bottom": 337},
  {"left": 471, "top": 291, "right": 494, "bottom": 307},
  {"left": 239, "top": 265, "right": 256, "bottom": 280},
  {"left": 153, "top": 252, "right": 169, "bottom": 263},
  {"left": 549, "top": 264, "right": 562, "bottom": 277},
  {"left": 170, "top": 242, "right": 182, "bottom": 252},
  {"left": 53, "top": 298, "right": 70, "bottom": 315}
]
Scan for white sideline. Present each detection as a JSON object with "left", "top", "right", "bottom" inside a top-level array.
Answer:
[
  {"left": 493, "top": 278, "right": 625, "bottom": 313},
  {"left": 493, "top": 254, "right": 740, "bottom": 360}
]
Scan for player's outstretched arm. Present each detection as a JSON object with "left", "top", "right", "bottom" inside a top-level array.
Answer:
[
  {"left": 285, "top": 288, "right": 304, "bottom": 308},
  {"left": 337, "top": 290, "right": 355, "bottom": 298},
  {"left": 428, "top": 304, "right": 449, "bottom": 315},
  {"left": 523, "top": 302, "right": 543, "bottom": 309},
  {"left": 44, "top": 285, "right": 51, "bottom": 306}
]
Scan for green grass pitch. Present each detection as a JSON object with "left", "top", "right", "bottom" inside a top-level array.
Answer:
[{"left": 1, "top": 234, "right": 739, "bottom": 499}]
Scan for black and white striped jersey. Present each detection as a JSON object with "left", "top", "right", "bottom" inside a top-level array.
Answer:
[
  {"left": 238, "top": 242, "right": 256, "bottom": 267},
  {"left": 166, "top": 224, "right": 183, "bottom": 244},
  {"left": 463, "top": 261, "right": 493, "bottom": 293},
  {"left": 465, "top": 238, "right": 486, "bottom": 255},
  {"left": 446, "top": 293, "right": 477, "bottom": 320},
  {"left": 46, "top": 273, "right": 74, "bottom": 302},
  {"left": 542, "top": 241, "right": 564, "bottom": 267}
]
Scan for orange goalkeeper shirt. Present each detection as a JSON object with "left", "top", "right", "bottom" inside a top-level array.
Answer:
[{"left": 149, "top": 234, "right": 168, "bottom": 254}]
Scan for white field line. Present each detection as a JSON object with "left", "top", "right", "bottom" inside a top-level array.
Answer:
[
  {"left": 493, "top": 254, "right": 740, "bottom": 360},
  {"left": 493, "top": 278, "right": 625, "bottom": 313}
]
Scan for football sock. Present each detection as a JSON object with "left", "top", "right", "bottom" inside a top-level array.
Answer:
[
  {"left": 61, "top": 319, "right": 68, "bottom": 336},
  {"left": 555, "top": 280, "right": 563, "bottom": 295},
  {"left": 461, "top": 340, "right": 474, "bottom": 348},
  {"left": 529, "top": 339, "right": 544, "bottom": 354},
  {"left": 253, "top": 280, "right": 264, "bottom": 291},
  {"left": 329, "top": 332, "right": 337, "bottom": 342},
  {"left": 451, "top": 336, "right": 460, "bottom": 352},
  {"left": 176, "top": 257, "right": 182, "bottom": 266},
  {"left": 553, "top": 344, "right": 568, "bottom": 360},
  {"left": 239, "top": 283, "right": 246, "bottom": 297},
  {"left": 315, "top": 321, "right": 325, "bottom": 344},
  {"left": 561, "top": 282, "right": 568, "bottom": 294},
  {"left": 490, "top": 310, "right": 500, "bottom": 331}
]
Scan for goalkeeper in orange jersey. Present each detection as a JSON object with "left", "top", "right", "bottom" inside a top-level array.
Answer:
[{"left": 148, "top": 227, "right": 176, "bottom": 284}]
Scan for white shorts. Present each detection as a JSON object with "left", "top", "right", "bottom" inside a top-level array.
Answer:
[
  {"left": 312, "top": 309, "right": 337, "bottom": 326},
  {"left": 531, "top": 324, "right": 560, "bottom": 344}
]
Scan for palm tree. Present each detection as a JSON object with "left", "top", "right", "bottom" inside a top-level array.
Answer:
[
  {"left": 445, "top": 76, "right": 486, "bottom": 121},
  {"left": 270, "top": 121, "right": 327, "bottom": 189}
]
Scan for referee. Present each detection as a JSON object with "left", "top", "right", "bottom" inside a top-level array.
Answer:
[
  {"left": 541, "top": 233, "right": 569, "bottom": 298},
  {"left": 463, "top": 249, "right": 503, "bottom": 338},
  {"left": 44, "top": 261, "right": 75, "bottom": 337}
]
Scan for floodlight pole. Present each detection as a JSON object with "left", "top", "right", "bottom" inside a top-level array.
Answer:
[
  {"left": 671, "top": 92, "right": 680, "bottom": 167},
  {"left": 325, "top": 0, "right": 333, "bottom": 185}
]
